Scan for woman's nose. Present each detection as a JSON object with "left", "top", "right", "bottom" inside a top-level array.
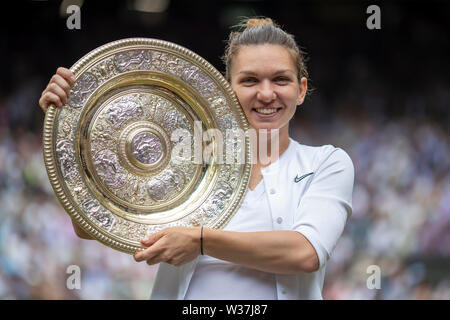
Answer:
[{"left": 256, "top": 80, "right": 276, "bottom": 103}]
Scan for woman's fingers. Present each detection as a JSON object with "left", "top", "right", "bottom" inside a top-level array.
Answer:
[
  {"left": 56, "top": 67, "right": 76, "bottom": 84},
  {"left": 39, "top": 67, "right": 75, "bottom": 113},
  {"left": 133, "top": 227, "right": 200, "bottom": 267},
  {"left": 146, "top": 255, "right": 167, "bottom": 266},
  {"left": 46, "top": 82, "right": 68, "bottom": 105},
  {"left": 141, "top": 231, "right": 165, "bottom": 246},
  {"left": 39, "top": 91, "right": 63, "bottom": 111},
  {"left": 134, "top": 244, "right": 165, "bottom": 264},
  {"left": 51, "top": 74, "right": 72, "bottom": 95},
  {"left": 38, "top": 94, "right": 49, "bottom": 112}
]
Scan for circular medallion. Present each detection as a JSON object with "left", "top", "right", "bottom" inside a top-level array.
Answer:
[{"left": 43, "top": 38, "right": 252, "bottom": 254}]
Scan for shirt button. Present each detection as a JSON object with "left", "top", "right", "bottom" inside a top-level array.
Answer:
[
  {"left": 276, "top": 217, "right": 283, "bottom": 224},
  {"left": 269, "top": 188, "right": 276, "bottom": 195}
]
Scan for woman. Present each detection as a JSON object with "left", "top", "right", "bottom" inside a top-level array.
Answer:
[{"left": 39, "top": 17, "right": 354, "bottom": 299}]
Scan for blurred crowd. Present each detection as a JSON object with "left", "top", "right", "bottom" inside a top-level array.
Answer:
[
  {"left": 1, "top": 1, "right": 449, "bottom": 300},
  {"left": 292, "top": 113, "right": 450, "bottom": 299}
]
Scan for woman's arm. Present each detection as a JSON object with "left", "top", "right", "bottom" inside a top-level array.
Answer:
[
  {"left": 203, "top": 228, "right": 319, "bottom": 274},
  {"left": 133, "top": 226, "right": 319, "bottom": 274}
]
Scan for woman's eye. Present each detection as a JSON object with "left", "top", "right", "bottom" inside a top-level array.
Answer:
[
  {"left": 274, "top": 77, "right": 290, "bottom": 83},
  {"left": 241, "top": 78, "right": 257, "bottom": 84}
]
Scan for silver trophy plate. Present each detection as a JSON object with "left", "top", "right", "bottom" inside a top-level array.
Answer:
[{"left": 43, "top": 38, "right": 251, "bottom": 254}]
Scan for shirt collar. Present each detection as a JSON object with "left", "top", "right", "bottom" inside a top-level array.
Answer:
[{"left": 260, "top": 138, "right": 294, "bottom": 175}]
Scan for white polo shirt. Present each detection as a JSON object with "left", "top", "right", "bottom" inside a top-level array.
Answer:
[
  {"left": 150, "top": 138, "right": 354, "bottom": 300},
  {"left": 185, "top": 177, "right": 277, "bottom": 300}
]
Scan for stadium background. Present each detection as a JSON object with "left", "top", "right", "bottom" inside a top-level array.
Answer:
[{"left": 0, "top": 0, "right": 449, "bottom": 299}]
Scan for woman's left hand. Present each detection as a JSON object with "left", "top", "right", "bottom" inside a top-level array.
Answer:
[{"left": 133, "top": 226, "right": 201, "bottom": 267}]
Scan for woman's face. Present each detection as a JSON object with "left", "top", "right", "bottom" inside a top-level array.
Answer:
[{"left": 230, "top": 44, "right": 307, "bottom": 134}]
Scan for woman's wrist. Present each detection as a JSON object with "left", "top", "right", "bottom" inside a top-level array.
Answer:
[{"left": 200, "top": 226, "right": 204, "bottom": 255}]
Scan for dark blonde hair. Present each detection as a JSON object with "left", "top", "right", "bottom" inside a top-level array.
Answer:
[{"left": 222, "top": 17, "right": 309, "bottom": 86}]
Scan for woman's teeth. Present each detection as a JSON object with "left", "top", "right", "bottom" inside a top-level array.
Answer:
[{"left": 255, "top": 108, "right": 278, "bottom": 115}]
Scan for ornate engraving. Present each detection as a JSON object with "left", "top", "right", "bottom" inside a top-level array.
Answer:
[
  {"left": 150, "top": 51, "right": 185, "bottom": 76},
  {"left": 131, "top": 131, "right": 163, "bottom": 165},
  {"left": 210, "top": 96, "right": 229, "bottom": 118},
  {"left": 147, "top": 169, "right": 185, "bottom": 201},
  {"left": 163, "top": 108, "right": 190, "bottom": 132},
  {"left": 57, "top": 107, "right": 79, "bottom": 140},
  {"left": 146, "top": 220, "right": 186, "bottom": 235},
  {"left": 88, "top": 92, "right": 197, "bottom": 209},
  {"left": 181, "top": 65, "right": 216, "bottom": 97},
  {"left": 93, "top": 149, "right": 127, "bottom": 189},
  {"left": 218, "top": 114, "right": 238, "bottom": 131},
  {"left": 72, "top": 182, "right": 91, "bottom": 204},
  {"left": 56, "top": 140, "right": 77, "bottom": 180},
  {"left": 114, "top": 175, "right": 150, "bottom": 205},
  {"left": 68, "top": 73, "right": 98, "bottom": 108},
  {"left": 105, "top": 96, "right": 143, "bottom": 129},
  {"left": 90, "top": 122, "right": 117, "bottom": 153},
  {"left": 90, "top": 56, "right": 120, "bottom": 84},
  {"left": 135, "top": 93, "right": 157, "bottom": 120},
  {"left": 110, "top": 216, "right": 148, "bottom": 241},
  {"left": 211, "top": 182, "right": 233, "bottom": 211},
  {"left": 152, "top": 98, "right": 171, "bottom": 124},
  {"left": 82, "top": 200, "right": 115, "bottom": 230},
  {"left": 223, "top": 128, "right": 245, "bottom": 164},
  {"left": 114, "top": 50, "right": 151, "bottom": 72}
]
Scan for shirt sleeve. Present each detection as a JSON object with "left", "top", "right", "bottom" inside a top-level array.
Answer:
[{"left": 292, "top": 147, "right": 354, "bottom": 269}]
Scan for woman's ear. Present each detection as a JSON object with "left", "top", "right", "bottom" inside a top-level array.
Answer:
[{"left": 297, "top": 77, "right": 308, "bottom": 105}]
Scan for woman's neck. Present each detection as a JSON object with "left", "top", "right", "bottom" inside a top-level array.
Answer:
[{"left": 253, "top": 126, "right": 290, "bottom": 167}]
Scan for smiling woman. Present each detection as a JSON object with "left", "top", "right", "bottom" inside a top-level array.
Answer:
[
  {"left": 38, "top": 17, "right": 355, "bottom": 300},
  {"left": 147, "top": 18, "right": 355, "bottom": 300}
]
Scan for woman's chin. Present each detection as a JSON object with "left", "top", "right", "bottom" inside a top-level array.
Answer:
[{"left": 247, "top": 123, "right": 290, "bottom": 141}]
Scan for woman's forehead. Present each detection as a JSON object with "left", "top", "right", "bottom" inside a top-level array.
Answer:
[{"left": 232, "top": 44, "right": 296, "bottom": 72}]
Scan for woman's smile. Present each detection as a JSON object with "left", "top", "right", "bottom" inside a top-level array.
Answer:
[{"left": 253, "top": 107, "right": 282, "bottom": 116}]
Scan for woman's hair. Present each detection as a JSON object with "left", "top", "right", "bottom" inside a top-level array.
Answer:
[{"left": 222, "top": 17, "right": 309, "bottom": 85}]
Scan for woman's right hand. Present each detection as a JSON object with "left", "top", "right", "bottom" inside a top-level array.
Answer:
[{"left": 39, "top": 67, "right": 75, "bottom": 113}]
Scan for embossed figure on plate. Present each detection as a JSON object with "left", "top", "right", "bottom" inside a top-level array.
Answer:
[
  {"left": 68, "top": 73, "right": 98, "bottom": 108},
  {"left": 114, "top": 50, "right": 151, "bottom": 72},
  {"left": 83, "top": 200, "right": 114, "bottom": 230},
  {"left": 131, "top": 131, "right": 163, "bottom": 165},
  {"left": 147, "top": 169, "right": 185, "bottom": 201},
  {"left": 94, "top": 149, "right": 127, "bottom": 189},
  {"left": 56, "top": 140, "right": 76, "bottom": 179},
  {"left": 105, "top": 96, "right": 143, "bottom": 129}
]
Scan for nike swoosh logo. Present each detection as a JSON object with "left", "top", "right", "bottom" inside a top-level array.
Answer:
[{"left": 294, "top": 172, "right": 314, "bottom": 183}]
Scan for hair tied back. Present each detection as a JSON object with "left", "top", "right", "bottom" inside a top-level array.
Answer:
[{"left": 246, "top": 18, "right": 275, "bottom": 28}]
